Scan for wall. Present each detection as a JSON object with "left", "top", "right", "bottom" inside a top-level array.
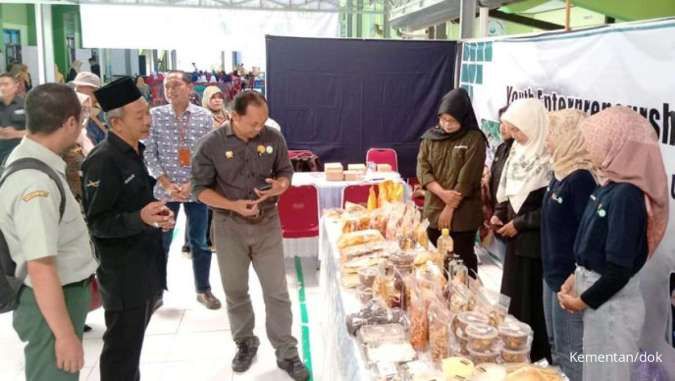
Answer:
[
  {"left": 52, "top": 5, "right": 83, "bottom": 78},
  {"left": 0, "top": 4, "right": 38, "bottom": 70}
]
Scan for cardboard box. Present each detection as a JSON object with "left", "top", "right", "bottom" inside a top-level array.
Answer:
[
  {"left": 325, "top": 162, "right": 344, "bottom": 171},
  {"left": 347, "top": 163, "right": 367, "bottom": 172},
  {"left": 325, "top": 170, "right": 344, "bottom": 181},
  {"left": 344, "top": 170, "right": 365, "bottom": 181},
  {"left": 377, "top": 164, "right": 392, "bottom": 172}
]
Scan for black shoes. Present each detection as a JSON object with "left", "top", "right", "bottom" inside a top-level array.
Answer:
[
  {"left": 277, "top": 356, "right": 310, "bottom": 381},
  {"left": 232, "top": 337, "right": 260, "bottom": 373}
]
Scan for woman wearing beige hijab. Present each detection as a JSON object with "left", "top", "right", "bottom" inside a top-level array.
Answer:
[
  {"left": 202, "top": 85, "right": 228, "bottom": 128},
  {"left": 540, "top": 109, "right": 597, "bottom": 381},
  {"left": 494, "top": 98, "right": 552, "bottom": 362},
  {"left": 558, "top": 106, "right": 668, "bottom": 381}
]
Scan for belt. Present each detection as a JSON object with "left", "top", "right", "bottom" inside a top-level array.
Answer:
[
  {"left": 219, "top": 207, "right": 277, "bottom": 225},
  {"left": 64, "top": 275, "right": 93, "bottom": 288}
]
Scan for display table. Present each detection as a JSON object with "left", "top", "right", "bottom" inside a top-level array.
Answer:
[
  {"left": 291, "top": 171, "right": 409, "bottom": 211},
  {"left": 317, "top": 216, "right": 371, "bottom": 380}
]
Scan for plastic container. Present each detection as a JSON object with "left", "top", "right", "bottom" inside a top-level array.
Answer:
[
  {"left": 499, "top": 321, "right": 532, "bottom": 350},
  {"left": 465, "top": 323, "right": 498, "bottom": 352},
  {"left": 358, "top": 267, "right": 378, "bottom": 288},
  {"left": 357, "top": 323, "right": 407, "bottom": 345},
  {"left": 501, "top": 347, "right": 531, "bottom": 363},
  {"left": 441, "top": 357, "right": 474, "bottom": 379},
  {"left": 453, "top": 311, "right": 489, "bottom": 337},
  {"left": 472, "top": 363, "right": 507, "bottom": 381},
  {"left": 358, "top": 287, "right": 374, "bottom": 304},
  {"left": 467, "top": 345, "right": 500, "bottom": 364}
]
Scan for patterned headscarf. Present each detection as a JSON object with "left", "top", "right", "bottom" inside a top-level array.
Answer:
[
  {"left": 497, "top": 98, "right": 552, "bottom": 214},
  {"left": 579, "top": 106, "right": 669, "bottom": 256},
  {"left": 547, "top": 109, "right": 595, "bottom": 181}
]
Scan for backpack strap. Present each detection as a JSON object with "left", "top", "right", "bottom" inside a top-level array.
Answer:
[{"left": 0, "top": 158, "right": 67, "bottom": 221}]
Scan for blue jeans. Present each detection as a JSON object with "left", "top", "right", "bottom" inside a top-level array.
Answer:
[
  {"left": 543, "top": 280, "right": 584, "bottom": 381},
  {"left": 162, "top": 202, "right": 212, "bottom": 293}
]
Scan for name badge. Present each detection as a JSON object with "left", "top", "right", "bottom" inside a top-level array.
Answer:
[{"left": 178, "top": 147, "right": 191, "bottom": 167}]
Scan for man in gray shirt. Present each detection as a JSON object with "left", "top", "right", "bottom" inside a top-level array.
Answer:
[{"left": 192, "top": 90, "right": 308, "bottom": 380}]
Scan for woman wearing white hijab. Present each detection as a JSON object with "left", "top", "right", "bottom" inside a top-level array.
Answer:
[{"left": 494, "top": 98, "right": 552, "bottom": 362}]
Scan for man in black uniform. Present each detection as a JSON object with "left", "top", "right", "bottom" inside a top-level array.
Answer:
[
  {"left": 0, "top": 72, "right": 26, "bottom": 165},
  {"left": 81, "top": 77, "right": 175, "bottom": 381}
]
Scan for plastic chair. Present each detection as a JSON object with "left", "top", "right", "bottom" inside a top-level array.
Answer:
[
  {"left": 341, "top": 184, "right": 374, "bottom": 208},
  {"left": 278, "top": 185, "right": 320, "bottom": 239},
  {"left": 366, "top": 148, "right": 399, "bottom": 172}
]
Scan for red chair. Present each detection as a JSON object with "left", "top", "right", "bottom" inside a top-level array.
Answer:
[
  {"left": 366, "top": 148, "right": 399, "bottom": 172},
  {"left": 278, "top": 185, "right": 320, "bottom": 239},
  {"left": 342, "top": 184, "right": 374, "bottom": 208}
]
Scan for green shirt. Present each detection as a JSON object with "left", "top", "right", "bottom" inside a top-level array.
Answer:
[
  {"left": 0, "top": 138, "right": 97, "bottom": 287},
  {"left": 417, "top": 129, "right": 486, "bottom": 231}
]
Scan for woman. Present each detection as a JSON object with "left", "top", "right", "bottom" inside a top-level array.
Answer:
[
  {"left": 417, "top": 88, "right": 487, "bottom": 276},
  {"left": 540, "top": 109, "right": 596, "bottom": 381},
  {"left": 136, "top": 76, "right": 151, "bottom": 102},
  {"left": 202, "top": 85, "right": 228, "bottom": 128},
  {"left": 66, "top": 60, "right": 82, "bottom": 82},
  {"left": 494, "top": 98, "right": 551, "bottom": 362},
  {"left": 558, "top": 106, "right": 668, "bottom": 381}
]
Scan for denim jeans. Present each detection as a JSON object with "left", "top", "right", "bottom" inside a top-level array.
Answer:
[
  {"left": 162, "top": 202, "right": 212, "bottom": 292},
  {"left": 543, "top": 280, "right": 584, "bottom": 381}
]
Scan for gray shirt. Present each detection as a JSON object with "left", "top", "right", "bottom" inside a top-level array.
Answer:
[{"left": 192, "top": 122, "right": 293, "bottom": 211}]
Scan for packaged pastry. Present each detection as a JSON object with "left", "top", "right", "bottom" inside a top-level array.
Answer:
[
  {"left": 448, "top": 283, "right": 474, "bottom": 314},
  {"left": 408, "top": 288, "right": 428, "bottom": 351},
  {"left": 390, "top": 252, "right": 416, "bottom": 274},
  {"left": 428, "top": 299, "right": 451, "bottom": 362},
  {"left": 358, "top": 323, "right": 407, "bottom": 345},
  {"left": 472, "top": 363, "right": 507, "bottom": 381},
  {"left": 499, "top": 322, "right": 532, "bottom": 350},
  {"left": 340, "top": 212, "right": 372, "bottom": 233},
  {"left": 337, "top": 229, "right": 384, "bottom": 250},
  {"left": 465, "top": 323, "right": 498, "bottom": 352},
  {"left": 442, "top": 357, "right": 475, "bottom": 379},
  {"left": 467, "top": 345, "right": 500, "bottom": 365},
  {"left": 367, "top": 341, "right": 417, "bottom": 363},
  {"left": 504, "top": 366, "right": 546, "bottom": 381},
  {"left": 453, "top": 312, "right": 490, "bottom": 337},
  {"left": 474, "top": 288, "right": 511, "bottom": 328},
  {"left": 345, "top": 299, "right": 406, "bottom": 336},
  {"left": 359, "top": 267, "right": 379, "bottom": 288},
  {"left": 501, "top": 347, "right": 531, "bottom": 364}
]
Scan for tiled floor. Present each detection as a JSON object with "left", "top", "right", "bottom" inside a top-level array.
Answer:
[{"left": 0, "top": 212, "right": 502, "bottom": 381}]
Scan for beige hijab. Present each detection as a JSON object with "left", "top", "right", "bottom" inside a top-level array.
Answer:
[
  {"left": 497, "top": 98, "right": 552, "bottom": 213},
  {"left": 547, "top": 109, "right": 595, "bottom": 181},
  {"left": 580, "top": 106, "right": 669, "bottom": 256},
  {"left": 202, "top": 86, "right": 227, "bottom": 127}
]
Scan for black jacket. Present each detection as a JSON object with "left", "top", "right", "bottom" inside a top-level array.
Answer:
[
  {"left": 495, "top": 187, "right": 546, "bottom": 259},
  {"left": 81, "top": 132, "right": 166, "bottom": 311}
]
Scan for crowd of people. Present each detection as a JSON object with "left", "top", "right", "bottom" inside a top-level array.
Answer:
[
  {"left": 0, "top": 69, "right": 309, "bottom": 381},
  {"left": 417, "top": 88, "right": 668, "bottom": 381}
]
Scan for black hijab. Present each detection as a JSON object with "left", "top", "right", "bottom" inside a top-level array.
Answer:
[{"left": 422, "top": 88, "right": 486, "bottom": 142}]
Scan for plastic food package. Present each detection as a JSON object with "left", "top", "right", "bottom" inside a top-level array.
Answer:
[
  {"left": 472, "top": 363, "right": 507, "bottom": 381},
  {"left": 499, "top": 321, "right": 532, "bottom": 350},
  {"left": 504, "top": 365, "right": 549, "bottom": 381},
  {"left": 448, "top": 283, "right": 474, "bottom": 314},
  {"left": 358, "top": 287, "right": 374, "bottom": 303},
  {"left": 359, "top": 267, "right": 379, "bottom": 288},
  {"left": 338, "top": 229, "right": 384, "bottom": 250},
  {"left": 474, "top": 288, "right": 511, "bottom": 328},
  {"left": 340, "top": 212, "right": 373, "bottom": 234},
  {"left": 344, "top": 201, "right": 366, "bottom": 213},
  {"left": 345, "top": 299, "right": 406, "bottom": 336},
  {"left": 408, "top": 288, "right": 428, "bottom": 351},
  {"left": 501, "top": 347, "right": 531, "bottom": 364},
  {"left": 468, "top": 345, "right": 501, "bottom": 365},
  {"left": 465, "top": 323, "right": 498, "bottom": 352},
  {"left": 428, "top": 299, "right": 451, "bottom": 362},
  {"left": 390, "top": 252, "right": 416, "bottom": 274},
  {"left": 358, "top": 323, "right": 407, "bottom": 345},
  {"left": 442, "top": 357, "right": 475, "bottom": 379},
  {"left": 453, "top": 311, "right": 490, "bottom": 337},
  {"left": 367, "top": 341, "right": 417, "bottom": 364}
]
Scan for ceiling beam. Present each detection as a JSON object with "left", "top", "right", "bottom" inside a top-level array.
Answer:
[{"left": 488, "top": 9, "right": 564, "bottom": 30}]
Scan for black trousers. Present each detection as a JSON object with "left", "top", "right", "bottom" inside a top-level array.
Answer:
[
  {"left": 427, "top": 228, "right": 479, "bottom": 277},
  {"left": 100, "top": 296, "right": 160, "bottom": 381}
]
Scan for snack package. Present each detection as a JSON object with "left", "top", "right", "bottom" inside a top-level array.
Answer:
[
  {"left": 345, "top": 299, "right": 406, "bottom": 336},
  {"left": 409, "top": 287, "right": 429, "bottom": 351},
  {"left": 474, "top": 288, "right": 511, "bottom": 328},
  {"left": 344, "top": 201, "right": 367, "bottom": 213},
  {"left": 448, "top": 282, "right": 474, "bottom": 314},
  {"left": 367, "top": 186, "right": 378, "bottom": 211},
  {"left": 428, "top": 298, "right": 451, "bottom": 362},
  {"left": 414, "top": 219, "right": 431, "bottom": 249},
  {"left": 337, "top": 229, "right": 384, "bottom": 249}
]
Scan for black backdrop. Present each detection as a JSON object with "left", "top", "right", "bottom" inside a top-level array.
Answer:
[{"left": 266, "top": 36, "right": 457, "bottom": 178}]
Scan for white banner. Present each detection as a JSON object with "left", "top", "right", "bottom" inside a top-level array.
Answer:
[{"left": 460, "top": 18, "right": 675, "bottom": 374}]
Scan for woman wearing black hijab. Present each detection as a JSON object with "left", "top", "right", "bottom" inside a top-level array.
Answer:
[{"left": 416, "top": 88, "right": 488, "bottom": 276}]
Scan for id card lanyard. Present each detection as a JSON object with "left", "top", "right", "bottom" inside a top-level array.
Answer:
[{"left": 177, "top": 112, "right": 192, "bottom": 167}]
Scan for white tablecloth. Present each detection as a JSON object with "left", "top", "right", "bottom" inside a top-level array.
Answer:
[
  {"left": 317, "top": 217, "right": 371, "bottom": 381},
  {"left": 292, "top": 171, "right": 410, "bottom": 211}
]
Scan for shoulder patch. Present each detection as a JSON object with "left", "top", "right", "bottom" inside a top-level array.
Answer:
[
  {"left": 22, "top": 190, "right": 49, "bottom": 202},
  {"left": 86, "top": 180, "right": 100, "bottom": 188}
]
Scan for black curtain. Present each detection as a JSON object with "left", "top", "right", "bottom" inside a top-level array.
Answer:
[{"left": 266, "top": 36, "right": 457, "bottom": 178}]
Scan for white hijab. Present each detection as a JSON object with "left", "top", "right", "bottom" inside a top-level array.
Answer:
[{"left": 496, "top": 98, "right": 551, "bottom": 213}]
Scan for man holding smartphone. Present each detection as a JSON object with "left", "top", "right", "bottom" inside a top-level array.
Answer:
[
  {"left": 81, "top": 77, "right": 174, "bottom": 381},
  {"left": 191, "top": 90, "right": 308, "bottom": 380}
]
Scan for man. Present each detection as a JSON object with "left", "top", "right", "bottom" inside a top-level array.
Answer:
[
  {"left": 0, "top": 83, "right": 98, "bottom": 380},
  {"left": 72, "top": 71, "right": 107, "bottom": 145},
  {"left": 81, "top": 77, "right": 174, "bottom": 381},
  {"left": 88, "top": 57, "right": 101, "bottom": 78},
  {"left": 192, "top": 90, "right": 309, "bottom": 380},
  {"left": 144, "top": 70, "right": 221, "bottom": 310},
  {"left": 0, "top": 73, "right": 26, "bottom": 165}
]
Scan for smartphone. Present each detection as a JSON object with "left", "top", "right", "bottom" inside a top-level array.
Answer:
[{"left": 257, "top": 184, "right": 272, "bottom": 192}]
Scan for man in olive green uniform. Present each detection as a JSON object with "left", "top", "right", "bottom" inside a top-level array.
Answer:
[
  {"left": 417, "top": 88, "right": 487, "bottom": 276},
  {"left": 0, "top": 84, "right": 98, "bottom": 381},
  {"left": 192, "top": 90, "right": 309, "bottom": 381}
]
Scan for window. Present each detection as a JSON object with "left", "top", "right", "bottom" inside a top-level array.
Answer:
[{"left": 3, "top": 29, "right": 22, "bottom": 71}]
